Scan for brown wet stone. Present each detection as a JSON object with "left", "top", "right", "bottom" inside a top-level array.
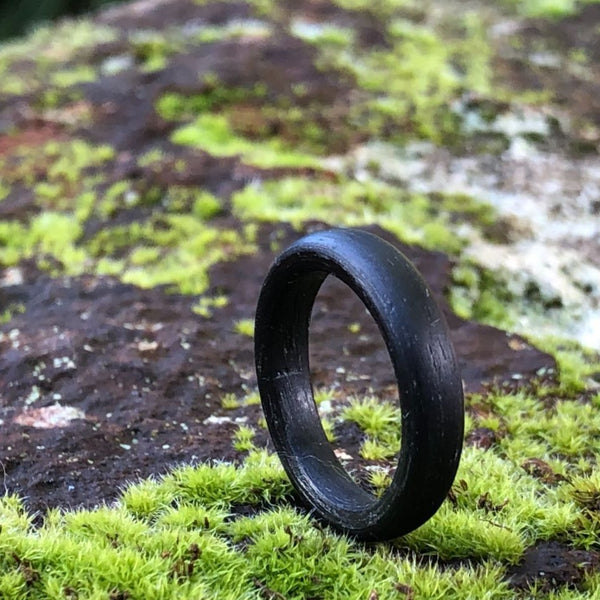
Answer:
[
  {"left": 97, "top": 0, "right": 253, "bottom": 32},
  {"left": 507, "top": 542, "right": 600, "bottom": 592},
  {"left": 80, "top": 32, "right": 353, "bottom": 152}
]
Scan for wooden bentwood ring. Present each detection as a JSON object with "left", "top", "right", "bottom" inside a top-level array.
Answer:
[{"left": 254, "top": 228, "right": 464, "bottom": 541}]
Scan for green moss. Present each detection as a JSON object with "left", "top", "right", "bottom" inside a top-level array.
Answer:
[
  {"left": 1, "top": 4, "right": 599, "bottom": 596},
  {"left": 233, "top": 177, "right": 474, "bottom": 254},
  {"left": 233, "top": 425, "right": 257, "bottom": 452},
  {"left": 331, "top": 0, "right": 415, "bottom": 20},
  {"left": 192, "top": 294, "right": 229, "bottom": 318},
  {"left": 2, "top": 389, "right": 597, "bottom": 599},
  {"left": 233, "top": 318, "right": 255, "bottom": 337},
  {"left": 50, "top": 65, "right": 96, "bottom": 87},
  {"left": 0, "top": 20, "right": 116, "bottom": 98},
  {"left": 0, "top": 20, "right": 116, "bottom": 65},
  {"left": 312, "top": 13, "right": 493, "bottom": 145},
  {"left": 86, "top": 216, "right": 255, "bottom": 294},
  {"left": 403, "top": 444, "right": 583, "bottom": 558},
  {"left": 449, "top": 262, "right": 515, "bottom": 329},
  {"left": 171, "top": 114, "right": 320, "bottom": 168},
  {"left": 0, "top": 302, "right": 25, "bottom": 324},
  {"left": 0, "top": 137, "right": 253, "bottom": 296},
  {"left": 192, "top": 19, "right": 272, "bottom": 44},
  {"left": 291, "top": 21, "right": 355, "bottom": 49},
  {"left": 220, "top": 393, "right": 240, "bottom": 410},
  {"left": 34, "top": 87, "right": 85, "bottom": 111},
  {"left": 137, "top": 148, "right": 166, "bottom": 168},
  {"left": 0, "top": 422, "right": 596, "bottom": 599},
  {"left": 501, "top": 0, "right": 577, "bottom": 18},
  {"left": 130, "top": 30, "right": 182, "bottom": 72},
  {"left": 433, "top": 192, "right": 497, "bottom": 227},
  {"left": 342, "top": 396, "right": 401, "bottom": 438},
  {"left": 360, "top": 437, "right": 398, "bottom": 461},
  {"left": 0, "top": 212, "right": 86, "bottom": 273},
  {"left": 342, "top": 396, "right": 401, "bottom": 462},
  {"left": 156, "top": 89, "right": 252, "bottom": 121},
  {"left": 2, "top": 139, "right": 114, "bottom": 193},
  {"left": 0, "top": 182, "right": 9, "bottom": 202},
  {"left": 527, "top": 336, "right": 600, "bottom": 394},
  {"left": 192, "top": 191, "right": 223, "bottom": 220}
]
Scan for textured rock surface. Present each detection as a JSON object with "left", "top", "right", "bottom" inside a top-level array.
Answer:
[{"left": 1, "top": 0, "right": 600, "bottom": 595}]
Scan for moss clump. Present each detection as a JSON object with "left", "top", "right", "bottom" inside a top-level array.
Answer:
[
  {"left": 0, "top": 302, "right": 25, "bottom": 325},
  {"left": 233, "top": 318, "right": 255, "bottom": 338},
  {"left": 0, "top": 212, "right": 87, "bottom": 273},
  {"left": 192, "top": 191, "right": 223, "bottom": 220},
  {"left": 129, "top": 30, "right": 183, "bottom": 72},
  {"left": 0, "top": 182, "right": 9, "bottom": 201},
  {"left": 190, "top": 18, "right": 273, "bottom": 43},
  {"left": 0, "top": 20, "right": 116, "bottom": 65},
  {"left": 232, "top": 425, "right": 257, "bottom": 452},
  {"left": 0, "top": 20, "right": 116, "bottom": 98},
  {"left": 290, "top": 21, "right": 355, "bottom": 49},
  {"left": 2, "top": 139, "right": 114, "bottom": 218},
  {"left": 156, "top": 88, "right": 260, "bottom": 121},
  {"left": 192, "top": 295, "right": 229, "bottom": 319},
  {"left": 49, "top": 65, "right": 96, "bottom": 88},
  {"left": 171, "top": 114, "right": 321, "bottom": 169},
  {"left": 527, "top": 337, "right": 600, "bottom": 395},
  {"left": 501, "top": 0, "right": 578, "bottom": 18},
  {"left": 232, "top": 176, "right": 481, "bottom": 254},
  {"left": 311, "top": 12, "right": 493, "bottom": 145},
  {"left": 0, "top": 135, "right": 252, "bottom": 296},
  {"left": 431, "top": 192, "right": 497, "bottom": 228},
  {"left": 3, "top": 139, "right": 114, "bottom": 187},
  {"left": 450, "top": 262, "right": 516, "bottom": 329},
  {"left": 1, "top": 425, "right": 598, "bottom": 598},
  {"left": 331, "top": 0, "right": 417, "bottom": 20},
  {"left": 86, "top": 216, "right": 255, "bottom": 294}
]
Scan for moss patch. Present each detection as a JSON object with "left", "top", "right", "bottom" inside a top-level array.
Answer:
[
  {"left": 1, "top": 380, "right": 600, "bottom": 598},
  {"left": 171, "top": 114, "right": 321, "bottom": 169},
  {"left": 231, "top": 177, "right": 491, "bottom": 254}
]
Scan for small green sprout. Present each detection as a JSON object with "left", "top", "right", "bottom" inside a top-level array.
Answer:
[
  {"left": 320, "top": 417, "right": 336, "bottom": 443},
  {"left": 368, "top": 468, "right": 392, "bottom": 497},
  {"left": 342, "top": 396, "right": 401, "bottom": 437},
  {"left": 192, "top": 295, "right": 229, "bottom": 318},
  {"left": 193, "top": 192, "right": 222, "bottom": 220},
  {"left": 243, "top": 390, "right": 261, "bottom": 406},
  {"left": 233, "top": 426, "right": 257, "bottom": 452},
  {"left": 347, "top": 322, "right": 361, "bottom": 334},
  {"left": 360, "top": 437, "right": 399, "bottom": 461},
  {"left": 234, "top": 318, "right": 254, "bottom": 337},
  {"left": 0, "top": 302, "right": 25, "bottom": 324},
  {"left": 221, "top": 393, "right": 240, "bottom": 410}
]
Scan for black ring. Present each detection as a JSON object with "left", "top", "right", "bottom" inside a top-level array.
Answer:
[{"left": 254, "top": 228, "right": 464, "bottom": 541}]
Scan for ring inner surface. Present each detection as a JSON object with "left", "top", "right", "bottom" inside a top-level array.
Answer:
[{"left": 273, "top": 268, "right": 379, "bottom": 514}]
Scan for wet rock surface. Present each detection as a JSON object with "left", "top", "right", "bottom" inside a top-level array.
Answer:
[{"left": 507, "top": 542, "right": 600, "bottom": 592}]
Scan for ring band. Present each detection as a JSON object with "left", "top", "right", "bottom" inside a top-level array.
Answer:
[{"left": 254, "top": 228, "right": 464, "bottom": 540}]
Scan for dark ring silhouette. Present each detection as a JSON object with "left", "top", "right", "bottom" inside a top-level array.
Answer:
[{"left": 254, "top": 228, "right": 464, "bottom": 541}]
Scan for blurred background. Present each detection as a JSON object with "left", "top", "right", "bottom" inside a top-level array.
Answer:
[{"left": 0, "top": 0, "right": 118, "bottom": 41}]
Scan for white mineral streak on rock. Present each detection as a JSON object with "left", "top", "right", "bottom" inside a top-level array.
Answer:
[
  {"left": 0, "top": 267, "right": 24, "bottom": 287},
  {"left": 14, "top": 404, "right": 86, "bottom": 429},
  {"left": 334, "top": 449, "right": 353, "bottom": 461},
  {"left": 203, "top": 415, "right": 232, "bottom": 425},
  {"left": 327, "top": 134, "right": 600, "bottom": 349}
]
